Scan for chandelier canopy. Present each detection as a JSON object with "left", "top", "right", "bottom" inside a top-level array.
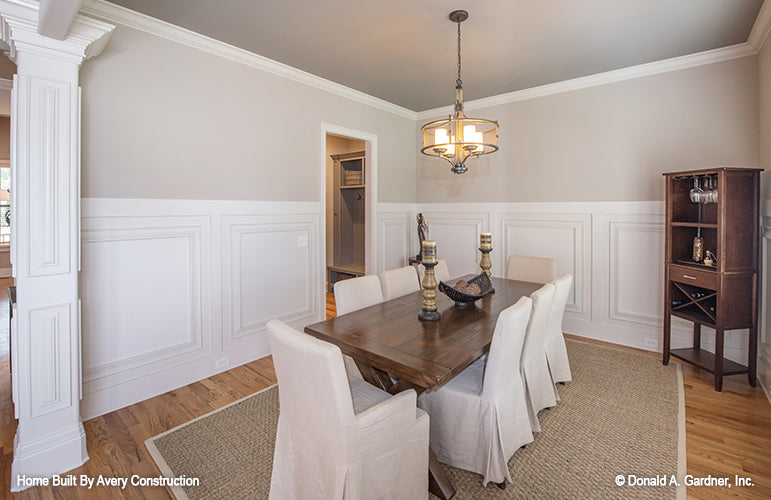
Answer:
[{"left": 420, "top": 10, "right": 499, "bottom": 175}]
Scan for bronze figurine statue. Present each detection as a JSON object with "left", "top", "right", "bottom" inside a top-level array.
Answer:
[{"left": 416, "top": 213, "right": 429, "bottom": 260}]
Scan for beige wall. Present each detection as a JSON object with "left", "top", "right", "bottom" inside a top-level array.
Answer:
[
  {"left": 416, "top": 57, "right": 760, "bottom": 203},
  {"left": 760, "top": 37, "right": 771, "bottom": 199},
  {"left": 0, "top": 116, "right": 10, "bottom": 160},
  {"left": 325, "top": 135, "right": 365, "bottom": 266},
  {"left": 79, "top": 25, "right": 416, "bottom": 203},
  {"left": 0, "top": 57, "right": 15, "bottom": 81}
]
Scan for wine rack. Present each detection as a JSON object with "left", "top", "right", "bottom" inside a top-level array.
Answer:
[{"left": 662, "top": 167, "right": 762, "bottom": 391}]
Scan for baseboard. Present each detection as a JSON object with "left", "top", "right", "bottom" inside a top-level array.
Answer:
[
  {"left": 10, "top": 423, "right": 88, "bottom": 491},
  {"left": 81, "top": 336, "right": 271, "bottom": 419}
]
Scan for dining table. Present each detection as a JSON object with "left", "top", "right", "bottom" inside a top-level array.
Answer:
[{"left": 304, "top": 275, "right": 542, "bottom": 499}]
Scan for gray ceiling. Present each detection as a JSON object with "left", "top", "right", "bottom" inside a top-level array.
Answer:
[{"left": 106, "top": 0, "right": 765, "bottom": 112}]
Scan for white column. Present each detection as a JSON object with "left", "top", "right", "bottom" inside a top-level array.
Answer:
[{"left": 0, "top": 0, "right": 114, "bottom": 489}]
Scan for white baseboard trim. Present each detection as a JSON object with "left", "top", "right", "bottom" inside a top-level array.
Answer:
[
  {"left": 81, "top": 337, "right": 271, "bottom": 420},
  {"left": 10, "top": 424, "right": 88, "bottom": 491}
]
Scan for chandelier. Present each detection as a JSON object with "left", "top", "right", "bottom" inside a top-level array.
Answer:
[{"left": 420, "top": 10, "right": 499, "bottom": 174}]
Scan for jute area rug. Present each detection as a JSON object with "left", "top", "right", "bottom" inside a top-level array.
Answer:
[{"left": 146, "top": 340, "right": 685, "bottom": 499}]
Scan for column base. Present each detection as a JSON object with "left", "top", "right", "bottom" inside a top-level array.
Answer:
[{"left": 11, "top": 423, "right": 88, "bottom": 491}]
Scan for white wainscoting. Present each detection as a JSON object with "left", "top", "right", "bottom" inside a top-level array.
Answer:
[
  {"left": 80, "top": 198, "right": 767, "bottom": 417},
  {"left": 759, "top": 212, "right": 771, "bottom": 403},
  {"left": 221, "top": 215, "right": 318, "bottom": 351},
  {"left": 377, "top": 206, "right": 414, "bottom": 271},
  {"left": 80, "top": 198, "right": 320, "bottom": 418},
  {"left": 403, "top": 201, "right": 753, "bottom": 365}
]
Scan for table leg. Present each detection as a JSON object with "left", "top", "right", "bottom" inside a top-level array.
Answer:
[
  {"left": 428, "top": 448, "right": 455, "bottom": 500},
  {"left": 354, "top": 360, "right": 394, "bottom": 392}
]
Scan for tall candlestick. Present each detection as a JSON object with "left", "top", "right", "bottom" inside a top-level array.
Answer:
[
  {"left": 422, "top": 240, "right": 437, "bottom": 264},
  {"left": 419, "top": 260, "right": 441, "bottom": 321},
  {"left": 479, "top": 233, "right": 492, "bottom": 276}
]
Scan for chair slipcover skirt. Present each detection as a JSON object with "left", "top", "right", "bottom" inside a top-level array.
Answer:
[
  {"left": 546, "top": 274, "right": 573, "bottom": 384},
  {"left": 268, "top": 319, "right": 429, "bottom": 499},
  {"left": 521, "top": 283, "right": 559, "bottom": 431},
  {"left": 418, "top": 297, "right": 534, "bottom": 486}
]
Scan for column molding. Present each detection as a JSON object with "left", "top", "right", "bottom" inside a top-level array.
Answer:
[{"left": 0, "top": 0, "right": 114, "bottom": 490}]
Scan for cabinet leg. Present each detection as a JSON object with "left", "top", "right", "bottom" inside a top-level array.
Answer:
[
  {"left": 748, "top": 325, "right": 758, "bottom": 388},
  {"left": 663, "top": 312, "right": 671, "bottom": 365},
  {"left": 693, "top": 323, "right": 701, "bottom": 349},
  {"left": 714, "top": 328, "right": 724, "bottom": 392}
]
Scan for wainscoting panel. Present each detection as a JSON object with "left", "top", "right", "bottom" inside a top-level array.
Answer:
[
  {"left": 607, "top": 218, "right": 665, "bottom": 327},
  {"left": 418, "top": 211, "right": 489, "bottom": 278},
  {"left": 81, "top": 224, "right": 205, "bottom": 381},
  {"left": 757, "top": 217, "right": 771, "bottom": 402},
  {"left": 377, "top": 210, "right": 413, "bottom": 272},
  {"left": 221, "top": 215, "right": 318, "bottom": 350},
  {"left": 497, "top": 212, "right": 590, "bottom": 317},
  {"left": 80, "top": 215, "right": 212, "bottom": 412}
]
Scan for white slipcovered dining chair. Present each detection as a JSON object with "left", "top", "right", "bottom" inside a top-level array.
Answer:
[
  {"left": 333, "top": 274, "right": 384, "bottom": 315},
  {"left": 546, "top": 274, "right": 573, "bottom": 384},
  {"left": 267, "top": 319, "right": 429, "bottom": 500},
  {"left": 417, "top": 297, "right": 535, "bottom": 487},
  {"left": 521, "top": 282, "right": 559, "bottom": 432},
  {"left": 505, "top": 255, "right": 557, "bottom": 284},
  {"left": 417, "top": 259, "right": 451, "bottom": 285},
  {"left": 379, "top": 265, "right": 421, "bottom": 300},
  {"left": 333, "top": 275, "right": 384, "bottom": 378}
]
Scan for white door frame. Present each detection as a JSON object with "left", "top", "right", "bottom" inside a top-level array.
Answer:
[{"left": 319, "top": 122, "right": 378, "bottom": 316}]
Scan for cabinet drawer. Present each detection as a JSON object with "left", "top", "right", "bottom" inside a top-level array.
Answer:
[{"left": 669, "top": 264, "right": 717, "bottom": 289}]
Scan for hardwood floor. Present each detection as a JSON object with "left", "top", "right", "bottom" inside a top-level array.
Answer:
[{"left": 1, "top": 290, "right": 769, "bottom": 498}]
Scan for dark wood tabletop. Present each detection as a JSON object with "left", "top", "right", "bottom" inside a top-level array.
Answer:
[{"left": 305, "top": 276, "right": 542, "bottom": 392}]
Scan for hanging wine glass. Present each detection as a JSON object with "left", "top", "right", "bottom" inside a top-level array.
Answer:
[{"left": 689, "top": 177, "right": 701, "bottom": 203}]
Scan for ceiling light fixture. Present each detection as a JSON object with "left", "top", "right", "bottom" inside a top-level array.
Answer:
[{"left": 420, "top": 10, "right": 499, "bottom": 175}]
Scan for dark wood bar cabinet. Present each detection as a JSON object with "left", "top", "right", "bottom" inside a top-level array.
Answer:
[{"left": 662, "top": 167, "right": 762, "bottom": 391}]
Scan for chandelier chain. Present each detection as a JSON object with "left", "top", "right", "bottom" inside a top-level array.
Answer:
[{"left": 456, "top": 19, "right": 462, "bottom": 88}]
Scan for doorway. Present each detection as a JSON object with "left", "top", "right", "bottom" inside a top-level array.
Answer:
[
  {"left": 319, "top": 124, "right": 378, "bottom": 316},
  {"left": 326, "top": 134, "right": 366, "bottom": 291}
]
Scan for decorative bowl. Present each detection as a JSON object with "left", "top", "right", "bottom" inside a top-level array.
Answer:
[{"left": 438, "top": 273, "right": 494, "bottom": 306}]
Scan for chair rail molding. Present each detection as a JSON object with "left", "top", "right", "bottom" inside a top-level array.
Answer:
[{"left": 0, "top": 0, "right": 115, "bottom": 490}]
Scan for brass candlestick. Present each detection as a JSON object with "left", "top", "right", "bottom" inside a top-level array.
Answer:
[
  {"left": 418, "top": 260, "right": 441, "bottom": 321},
  {"left": 479, "top": 247, "right": 492, "bottom": 276}
]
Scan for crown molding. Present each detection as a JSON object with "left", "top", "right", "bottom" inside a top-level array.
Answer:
[
  {"left": 77, "top": 0, "right": 768, "bottom": 123},
  {"left": 417, "top": 42, "right": 757, "bottom": 119},
  {"left": 748, "top": 0, "right": 771, "bottom": 51},
  {"left": 78, "top": 0, "right": 417, "bottom": 120}
]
